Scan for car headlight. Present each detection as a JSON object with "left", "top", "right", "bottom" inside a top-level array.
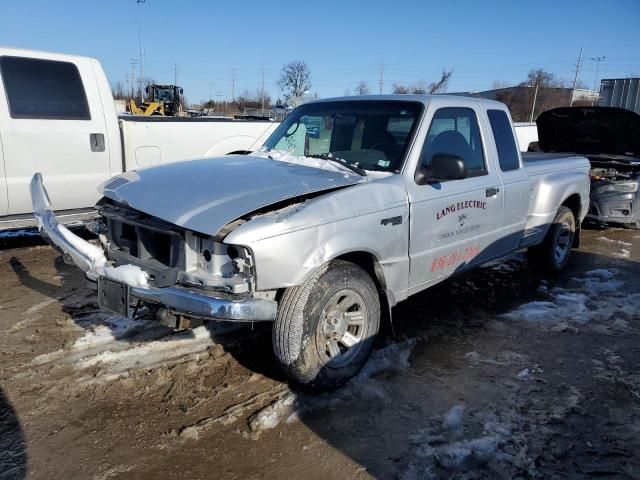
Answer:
[
  {"left": 181, "top": 232, "right": 254, "bottom": 293},
  {"left": 596, "top": 182, "right": 639, "bottom": 194}
]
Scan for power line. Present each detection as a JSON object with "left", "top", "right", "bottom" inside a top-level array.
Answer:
[
  {"left": 570, "top": 47, "right": 583, "bottom": 106},
  {"left": 231, "top": 68, "right": 237, "bottom": 102},
  {"left": 137, "top": 0, "right": 145, "bottom": 97},
  {"left": 590, "top": 56, "right": 606, "bottom": 91},
  {"left": 260, "top": 67, "right": 266, "bottom": 109},
  {"left": 129, "top": 58, "right": 139, "bottom": 98}
]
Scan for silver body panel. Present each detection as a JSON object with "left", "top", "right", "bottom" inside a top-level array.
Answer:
[
  {"left": 31, "top": 95, "right": 591, "bottom": 319},
  {"left": 99, "top": 155, "right": 363, "bottom": 236},
  {"left": 30, "top": 173, "right": 277, "bottom": 322}
]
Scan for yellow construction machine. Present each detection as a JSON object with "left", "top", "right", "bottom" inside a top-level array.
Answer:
[{"left": 128, "top": 84, "right": 184, "bottom": 116}]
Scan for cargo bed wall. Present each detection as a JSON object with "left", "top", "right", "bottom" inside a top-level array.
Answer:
[{"left": 119, "top": 118, "right": 279, "bottom": 171}]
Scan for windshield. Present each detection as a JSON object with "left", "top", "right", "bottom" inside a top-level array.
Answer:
[
  {"left": 262, "top": 100, "right": 423, "bottom": 173},
  {"left": 153, "top": 87, "right": 175, "bottom": 103}
]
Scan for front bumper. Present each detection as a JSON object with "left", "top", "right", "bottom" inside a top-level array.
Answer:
[
  {"left": 586, "top": 189, "right": 639, "bottom": 225},
  {"left": 30, "top": 173, "right": 277, "bottom": 322}
]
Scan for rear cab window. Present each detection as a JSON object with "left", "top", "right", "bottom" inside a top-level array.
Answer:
[
  {"left": 418, "top": 107, "right": 487, "bottom": 179},
  {"left": 0, "top": 56, "right": 90, "bottom": 120},
  {"left": 487, "top": 109, "right": 520, "bottom": 171}
]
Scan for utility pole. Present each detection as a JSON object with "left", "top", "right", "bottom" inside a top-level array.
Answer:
[
  {"left": 137, "top": 0, "right": 145, "bottom": 99},
  {"left": 570, "top": 47, "right": 583, "bottom": 106},
  {"left": 529, "top": 82, "right": 539, "bottom": 123},
  {"left": 590, "top": 56, "right": 606, "bottom": 105},
  {"left": 129, "top": 58, "right": 139, "bottom": 99},
  {"left": 378, "top": 59, "right": 385, "bottom": 95},
  {"left": 260, "top": 67, "right": 266, "bottom": 110},
  {"left": 174, "top": 62, "right": 178, "bottom": 85},
  {"left": 231, "top": 68, "right": 237, "bottom": 102}
]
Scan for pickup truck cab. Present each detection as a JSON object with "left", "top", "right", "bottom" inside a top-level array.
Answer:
[
  {"left": 31, "top": 95, "right": 590, "bottom": 389},
  {"left": 0, "top": 46, "right": 278, "bottom": 229}
]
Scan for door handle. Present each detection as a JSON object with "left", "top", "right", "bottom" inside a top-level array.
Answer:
[
  {"left": 486, "top": 187, "right": 499, "bottom": 197},
  {"left": 90, "top": 133, "right": 105, "bottom": 152}
]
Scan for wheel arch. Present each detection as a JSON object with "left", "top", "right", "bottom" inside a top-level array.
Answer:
[
  {"left": 561, "top": 193, "right": 582, "bottom": 247},
  {"left": 333, "top": 250, "right": 395, "bottom": 331}
]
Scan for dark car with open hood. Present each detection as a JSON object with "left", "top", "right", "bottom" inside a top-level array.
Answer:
[{"left": 537, "top": 107, "right": 640, "bottom": 229}]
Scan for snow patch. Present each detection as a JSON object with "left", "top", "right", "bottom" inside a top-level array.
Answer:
[
  {"left": 76, "top": 325, "right": 214, "bottom": 374},
  {"left": 502, "top": 268, "right": 638, "bottom": 327},
  {"left": 597, "top": 236, "right": 632, "bottom": 246},
  {"left": 443, "top": 405, "right": 465, "bottom": 430},
  {"left": 24, "top": 298, "right": 59, "bottom": 315},
  {"left": 100, "top": 264, "right": 149, "bottom": 288},
  {"left": 248, "top": 339, "right": 417, "bottom": 434},
  {"left": 253, "top": 149, "right": 365, "bottom": 179}
]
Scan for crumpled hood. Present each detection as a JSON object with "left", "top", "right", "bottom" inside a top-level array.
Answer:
[
  {"left": 100, "top": 155, "right": 362, "bottom": 236},
  {"left": 536, "top": 107, "right": 640, "bottom": 158}
]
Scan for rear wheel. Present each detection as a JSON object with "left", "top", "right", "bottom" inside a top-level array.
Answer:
[
  {"left": 272, "top": 260, "right": 380, "bottom": 390},
  {"left": 528, "top": 206, "right": 576, "bottom": 273}
]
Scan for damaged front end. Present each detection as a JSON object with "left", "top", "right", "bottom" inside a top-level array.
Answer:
[
  {"left": 587, "top": 157, "right": 640, "bottom": 227},
  {"left": 30, "top": 173, "right": 277, "bottom": 325}
]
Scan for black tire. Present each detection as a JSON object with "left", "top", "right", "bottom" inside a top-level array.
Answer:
[
  {"left": 273, "top": 260, "right": 380, "bottom": 390},
  {"left": 528, "top": 206, "right": 576, "bottom": 273}
]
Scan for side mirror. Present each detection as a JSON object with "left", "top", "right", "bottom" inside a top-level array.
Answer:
[
  {"left": 429, "top": 153, "right": 467, "bottom": 181},
  {"left": 145, "top": 86, "right": 150, "bottom": 95}
]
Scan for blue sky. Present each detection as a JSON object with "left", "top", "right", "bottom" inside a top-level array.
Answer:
[{"left": 1, "top": 0, "right": 639, "bottom": 104}]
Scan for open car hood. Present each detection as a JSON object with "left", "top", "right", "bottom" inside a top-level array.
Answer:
[
  {"left": 99, "top": 155, "right": 362, "bottom": 236},
  {"left": 536, "top": 107, "right": 640, "bottom": 158}
]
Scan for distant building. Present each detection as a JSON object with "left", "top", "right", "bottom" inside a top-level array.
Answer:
[
  {"left": 599, "top": 78, "right": 640, "bottom": 115},
  {"left": 571, "top": 88, "right": 600, "bottom": 104}
]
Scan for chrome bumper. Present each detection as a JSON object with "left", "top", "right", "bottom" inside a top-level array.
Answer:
[{"left": 30, "top": 173, "right": 277, "bottom": 322}]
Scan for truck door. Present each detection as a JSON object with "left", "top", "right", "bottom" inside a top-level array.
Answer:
[
  {"left": 0, "top": 54, "right": 112, "bottom": 216},
  {"left": 406, "top": 104, "right": 503, "bottom": 294},
  {"left": 485, "top": 108, "right": 530, "bottom": 252}
]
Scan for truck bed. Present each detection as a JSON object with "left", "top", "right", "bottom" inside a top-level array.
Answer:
[{"left": 522, "top": 152, "right": 577, "bottom": 162}]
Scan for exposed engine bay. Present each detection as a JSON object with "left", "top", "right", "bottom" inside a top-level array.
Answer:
[
  {"left": 536, "top": 107, "right": 640, "bottom": 228},
  {"left": 587, "top": 156, "right": 640, "bottom": 227}
]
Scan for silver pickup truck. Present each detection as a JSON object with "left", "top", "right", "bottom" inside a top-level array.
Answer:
[{"left": 31, "top": 95, "right": 590, "bottom": 389}]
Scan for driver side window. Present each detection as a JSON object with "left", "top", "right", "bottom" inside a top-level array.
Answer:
[{"left": 419, "top": 107, "right": 486, "bottom": 177}]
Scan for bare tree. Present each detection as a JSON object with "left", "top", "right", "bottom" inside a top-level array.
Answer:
[
  {"left": 393, "top": 84, "right": 411, "bottom": 94},
  {"left": 520, "top": 69, "right": 565, "bottom": 89},
  {"left": 355, "top": 81, "right": 370, "bottom": 95},
  {"left": 392, "top": 70, "right": 453, "bottom": 95},
  {"left": 278, "top": 60, "right": 311, "bottom": 103},
  {"left": 428, "top": 70, "right": 453, "bottom": 94},
  {"left": 111, "top": 81, "right": 127, "bottom": 100},
  {"left": 490, "top": 69, "right": 573, "bottom": 121}
]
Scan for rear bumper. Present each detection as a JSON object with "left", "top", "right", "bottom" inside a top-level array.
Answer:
[{"left": 30, "top": 173, "right": 276, "bottom": 322}]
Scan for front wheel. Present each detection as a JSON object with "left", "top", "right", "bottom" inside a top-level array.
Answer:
[
  {"left": 272, "top": 260, "right": 380, "bottom": 390},
  {"left": 528, "top": 206, "right": 576, "bottom": 273}
]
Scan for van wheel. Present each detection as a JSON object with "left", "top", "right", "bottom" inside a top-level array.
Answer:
[
  {"left": 273, "top": 260, "right": 380, "bottom": 390},
  {"left": 528, "top": 206, "right": 576, "bottom": 273}
]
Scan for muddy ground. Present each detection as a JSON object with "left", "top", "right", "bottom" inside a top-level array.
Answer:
[{"left": 0, "top": 226, "right": 639, "bottom": 480}]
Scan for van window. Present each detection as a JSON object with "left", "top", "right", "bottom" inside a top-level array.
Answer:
[
  {"left": 0, "top": 56, "right": 90, "bottom": 120},
  {"left": 419, "top": 107, "right": 486, "bottom": 176},
  {"left": 488, "top": 109, "right": 520, "bottom": 171}
]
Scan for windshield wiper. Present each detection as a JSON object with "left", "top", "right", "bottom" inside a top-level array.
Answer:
[{"left": 305, "top": 153, "right": 367, "bottom": 177}]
